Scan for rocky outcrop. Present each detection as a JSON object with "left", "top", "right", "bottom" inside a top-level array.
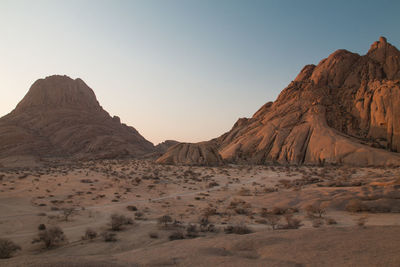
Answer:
[
  {"left": 156, "top": 142, "right": 223, "bottom": 166},
  {"left": 157, "top": 37, "right": 400, "bottom": 166},
  {"left": 0, "top": 75, "right": 154, "bottom": 166},
  {"left": 154, "top": 140, "right": 180, "bottom": 154}
]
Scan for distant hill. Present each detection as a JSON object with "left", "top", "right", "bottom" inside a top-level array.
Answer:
[{"left": 0, "top": 75, "right": 154, "bottom": 167}]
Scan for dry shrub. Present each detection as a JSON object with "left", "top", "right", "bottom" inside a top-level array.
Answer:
[
  {"left": 202, "top": 207, "right": 217, "bottom": 218},
  {"left": 157, "top": 215, "right": 173, "bottom": 229},
  {"left": 305, "top": 204, "right": 326, "bottom": 218},
  {"left": 356, "top": 217, "right": 368, "bottom": 228},
  {"left": 238, "top": 187, "right": 252, "bottom": 196},
  {"left": 345, "top": 199, "right": 365, "bottom": 212},
  {"left": 186, "top": 224, "right": 199, "bottom": 238},
  {"left": 101, "top": 231, "right": 117, "bottom": 242},
  {"left": 61, "top": 207, "right": 76, "bottom": 221},
  {"left": 110, "top": 214, "right": 134, "bottom": 231},
  {"left": 0, "top": 238, "right": 21, "bottom": 259},
  {"left": 82, "top": 228, "right": 97, "bottom": 240},
  {"left": 265, "top": 214, "right": 280, "bottom": 230},
  {"left": 126, "top": 205, "right": 138, "bottom": 211},
  {"left": 224, "top": 224, "right": 252, "bottom": 235},
  {"left": 169, "top": 231, "right": 185, "bottom": 241},
  {"left": 270, "top": 207, "right": 287, "bottom": 215},
  {"left": 281, "top": 214, "right": 302, "bottom": 229},
  {"left": 32, "top": 226, "right": 67, "bottom": 248},
  {"left": 325, "top": 217, "right": 337, "bottom": 225},
  {"left": 312, "top": 219, "right": 324, "bottom": 228},
  {"left": 149, "top": 232, "right": 159, "bottom": 239}
]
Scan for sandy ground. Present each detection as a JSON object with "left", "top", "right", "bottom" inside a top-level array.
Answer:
[{"left": 0, "top": 160, "right": 400, "bottom": 266}]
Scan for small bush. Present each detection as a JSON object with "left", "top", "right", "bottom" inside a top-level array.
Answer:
[
  {"left": 149, "top": 232, "right": 159, "bottom": 239},
  {"left": 186, "top": 224, "right": 199, "bottom": 238},
  {"left": 32, "top": 226, "right": 67, "bottom": 248},
  {"left": 345, "top": 199, "right": 364, "bottom": 212},
  {"left": 158, "top": 215, "right": 173, "bottom": 228},
  {"left": 224, "top": 224, "right": 252, "bottom": 235},
  {"left": 0, "top": 238, "right": 21, "bottom": 259},
  {"left": 265, "top": 214, "right": 280, "bottom": 230},
  {"left": 270, "top": 207, "right": 287, "bottom": 215},
  {"left": 312, "top": 219, "right": 324, "bottom": 228},
  {"left": 101, "top": 231, "right": 117, "bottom": 242},
  {"left": 126, "top": 205, "right": 138, "bottom": 211},
  {"left": 305, "top": 204, "right": 326, "bottom": 218},
  {"left": 38, "top": 224, "right": 46, "bottom": 230},
  {"left": 61, "top": 207, "right": 76, "bottom": 221},
  {"left": 82, "top": 228, "right": 97, "bottom": 240},
  {"left": 110, "top": 214, "right": 134, "bottom": 231},
  {"left": 202, "top": 207, "right": 217, "bottom": 218},
  {"left": 281, "top": 214, "right": 302, "bottom": 229},
  {"left": 325, "top": 217, "right": 337, "bottom": 225},
  {"left": 169, "top": 231, "right": 185, "bottom": 241},
  {"left": 356, "top": 217, "right": 368, "bottom": 228}
]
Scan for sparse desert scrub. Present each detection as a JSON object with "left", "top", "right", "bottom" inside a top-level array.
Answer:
[
  {"left": 32, "top": 225, "right": 67, "bottom": 249},
  {"left": 280, "top": 214, "right": 302, "bottom": 229},
  {"left": 238, "top": 187, "right": 252, "bottom": 196},
  {"left": 202, "top": 206, "right": 217, "bottom": 218},
  {"left": 82, "top": 228, "right": 97, "bottom": 240},
  {"left": 312, "top": 218, "right": 324, "bottom": 228},
  {"left": 158, "top": 215, "right": 173, "bottom": 229},
  {"left": 265, "top": 214, "right": 280, "bottom": 230},
  {"left": 325, "top": 217, "right": 337, "bottom": 225},
  {"left": 0, "top": 238, "right": 21, "bottom": 259},
  {"left": 185, "top": 224, "right": 199, "bottom": 238},
  {"left": 126, "top": 205, "right": 138, "bottom": 211},
  {"left": 101, "top": 231, "right": 117, "bottom": 242},
  {"left": 61, "top": 207, "right": 76, "bottom": 221},
  {"left": 356, "top": 216, "right": 368, "bottom": 228},
  {"left": 149, "top": 232, "right": 159, "bottom": 239},
  {"left": 224, "top": 224, "right": 252, "bottom": 235},
  {"left": 345, "top": 199, "right": 365, "bottom": 212},
  {"left": 110, "top": 214, "right": 134, "bottom": 231},
  {"left": 305, "top": 204, "right": 326, "bottom": 218},
  {"left": 169, "top": 231, "right": 185, "bottom": 241}
]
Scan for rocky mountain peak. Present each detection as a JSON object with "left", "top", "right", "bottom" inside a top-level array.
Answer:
[{"left": 14, "top": 75, "right": 101, "bottom": 113}]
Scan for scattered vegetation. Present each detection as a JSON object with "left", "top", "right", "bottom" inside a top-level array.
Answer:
[
  {"left": 110, "top": 214, "right": 134, "bottom": 231},
  {"left": 32, "top": 226, "right": 67, "bottom": 248},
  {"left": 101, "top": 231, "right": 117, "bottom": 242},
  {"left": 356, "top": 216, "right": 368, "bottom": 228},
  {"left": 224, "top": 224, "right": 252, "bottom": 235},
  {"left": 169, "top": 231, "right": 185, "bottom": 241},
  {"left": 0, "top": 238, "right": 21, "bottom": 259},
  {"left": 305, "top": 204, "right": 326, "bottom": 218},
  {"left": 82, "top": 228, "right": 97, "bottom": 240},
  {"left": 149, "top": 232, "right": 159, "bottom": 239},
  {"left": 158, "top": 215, "right": 173, "bottom": 229}
]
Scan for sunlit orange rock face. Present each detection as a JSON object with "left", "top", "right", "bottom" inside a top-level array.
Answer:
[
  {"left": 0, "top": 75, "right": 154, "bottom": 166},
  {"left": 158, "top": 37, "right": 400, "bottom": 166}
]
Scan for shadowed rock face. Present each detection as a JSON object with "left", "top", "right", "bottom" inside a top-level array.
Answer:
[
  {"left": 154, "top": 140, "right": 180, "bottom": 154},
  {"left": 0, "top": 75, "right": 154, "bottom": 166},
  {"left": 158, "top": 37, "right": 400, "bottom": 166},
  {"left": 156, "top": 142, "right": 223, "bottom": 166}
]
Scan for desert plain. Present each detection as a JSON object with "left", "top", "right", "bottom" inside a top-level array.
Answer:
[{"left": 1, "top": 159, "right": 400, "bottom": 266}]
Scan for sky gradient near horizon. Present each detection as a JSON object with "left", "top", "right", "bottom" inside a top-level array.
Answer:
[{"left": 1, "top": 0, "right": 399, "bottom": 145}]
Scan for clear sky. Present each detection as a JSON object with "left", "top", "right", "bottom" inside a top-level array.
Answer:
[{"left": 1, "top": 0, "right": 399, "bottom": 145}]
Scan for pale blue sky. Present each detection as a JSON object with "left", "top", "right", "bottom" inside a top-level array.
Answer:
[{"left": 1, "top": 0, "right": 399, "bottom": 144}]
